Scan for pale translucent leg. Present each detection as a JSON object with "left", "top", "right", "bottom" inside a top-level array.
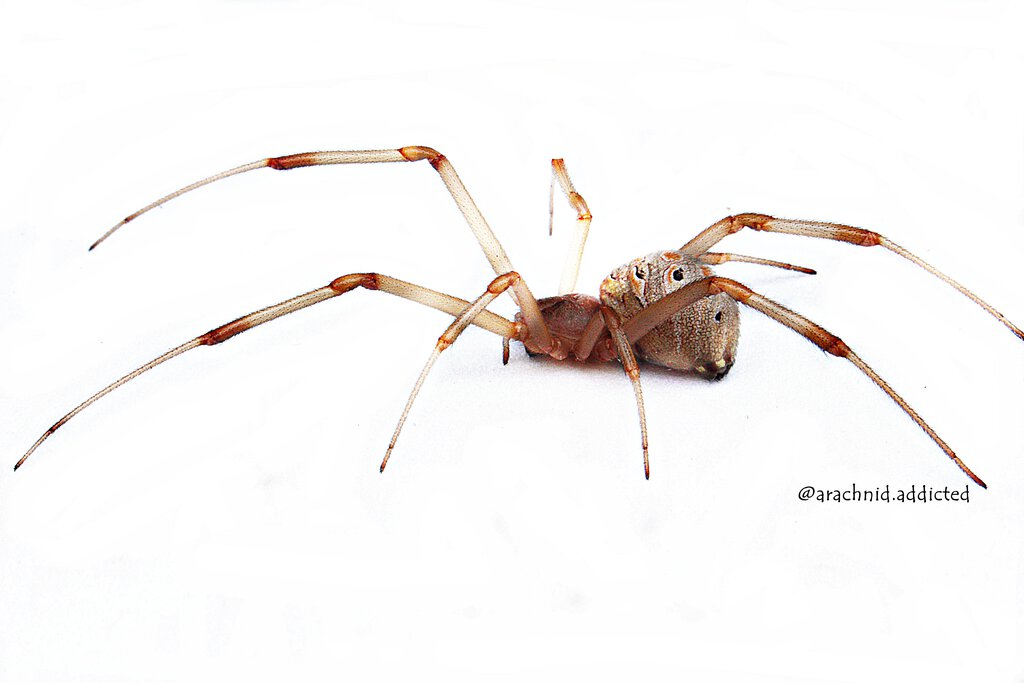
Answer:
[
  {"left": 548, "top": 158, "right": 593, "bottom": 295},
  {"left": 601, "top": 307, "right": 650, "bottom": 480},
  {"left": 680, "top": 213, "right": 1023, "bottom": 341},
  {"left": 15, "top": 273, "right": 516, "bottom": 472},
  {"left": 619, "top": 276, "right": 985, "bottom": 488},
  {"left": 90, "top": 146, "right": 554, "bottom": 352},
  {"left": 699, "top": 252, "right": 816, "bottom": 275},
  {"left": 380, "top": 272, "right": 523, "bottom": 472}
]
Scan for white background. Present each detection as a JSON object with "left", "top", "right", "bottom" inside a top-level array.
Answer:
[{"left": 1, "top": 1, "right": 1022, "bottom": 680}]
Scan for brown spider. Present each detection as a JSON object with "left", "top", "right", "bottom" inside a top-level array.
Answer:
[{"left": 14, "top": 146, "right": 1023, "bottom": 485}]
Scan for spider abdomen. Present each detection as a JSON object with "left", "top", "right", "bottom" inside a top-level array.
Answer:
[{"left": 601, "top": 251, "right": 739, "bottom": 377}]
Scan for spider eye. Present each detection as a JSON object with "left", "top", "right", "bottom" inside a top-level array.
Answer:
[
  {"left": 633, "top": 265, "right": 645, "bottom": 280},
  {"left": 672, "top": 269, "right": 684, "bottom": 282},
  {"left": 714, "top": 311, "right": 723, "bottom": 323}
]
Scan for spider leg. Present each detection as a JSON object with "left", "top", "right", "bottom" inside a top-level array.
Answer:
[
  {"left": 380, "top": 272, "right": 522, "bottom": 472},
  {"left": 619, "top": 279, "right": 719, "bottom": 344},
  {"left": 14, "top": 273, "right": 517, "bottom": 472},
  {"left": 89, "top": 146, "right": 554, "bottom": 353},
  {"left": 572, "top": 307, "right": 614, "bottom": 362},
  {"left": 548, "top": 158, "right": 593, "bottom": 295},
  {"left": 680, "top": 213, "right": 1023, "bottom": 341},
  {"left": 619, "top": 276, "right": 986, "bottom": 487},
  {"left": 698, "top": 252, "right": 816, "bottom": 275},
  {"left": 600, "top": 307, "right": 650, "bottom": 479}
]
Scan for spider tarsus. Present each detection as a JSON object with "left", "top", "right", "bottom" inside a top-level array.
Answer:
[
  {"left": 14, "top": 425, "right": 56, "bottom": 471},
  {"left": 89, "top": 221, "right": 127, "bottom": 251},
  {"left": 380, "top": 447, "right": 394, "bottom": 473},
  {"left": 964, "top": 466, "right": 987, "bottom": 489},
  {"left": 89, "top": 216, "right": 136, "bottom": 250},
  {"left": 14, "top": 446, "right": 35, "bottom": 471}
]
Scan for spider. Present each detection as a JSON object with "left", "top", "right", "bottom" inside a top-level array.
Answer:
[{"left": 14, "top": 146, "right": 1023, "bottom": 486}]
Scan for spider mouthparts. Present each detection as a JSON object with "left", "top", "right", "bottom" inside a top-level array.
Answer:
[{"left": 695, "top": 359, "right": 733, "bottom": 380}]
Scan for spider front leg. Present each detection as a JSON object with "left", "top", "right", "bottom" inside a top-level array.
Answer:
[
  {"left": 681, "top": 213, "right": 1024, "bottom": 341},
  {"left": 14, "top": 273, "right": 520, "bottom": 471},
  {"left": 619, "top": 277, "right": 987, "bottom": 487}
]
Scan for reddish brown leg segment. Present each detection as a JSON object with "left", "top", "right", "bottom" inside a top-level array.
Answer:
[{"left": 680, "top": 213, "right": 1023, "bottom": 341}]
